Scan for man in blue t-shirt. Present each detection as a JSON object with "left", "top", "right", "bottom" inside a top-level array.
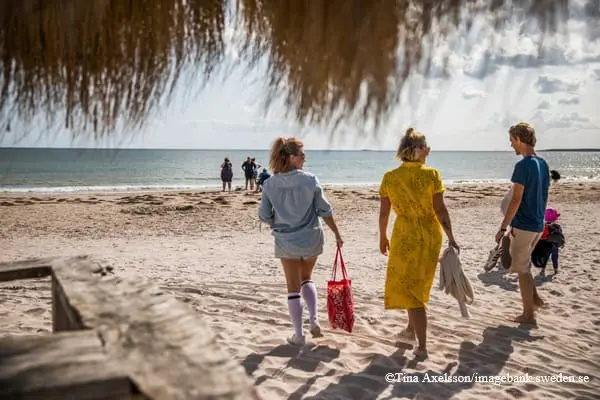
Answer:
[{"left": 495, "top": 122, "right": 549, "bottom": 325}]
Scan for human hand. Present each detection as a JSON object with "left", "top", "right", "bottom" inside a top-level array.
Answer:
[
  {"left": 335, "top": 234, "right": 344, "bottom": 248},
  {"left": 495, "top": 229, "right": 507, "bottom": 244},
  {"left": 379, "top": 236, "right": 389, "bottom": 256},
  {"left": 449, "top": 238, "right": 460, "bottom": 252}
]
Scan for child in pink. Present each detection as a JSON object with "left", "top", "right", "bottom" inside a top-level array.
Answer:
[{"left": 540, "top": 208, "right": 562, "bottom": 275}]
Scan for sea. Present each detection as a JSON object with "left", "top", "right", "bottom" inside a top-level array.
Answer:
[{"left": 0, "top": 148, "right": 598, "bottom": 193}]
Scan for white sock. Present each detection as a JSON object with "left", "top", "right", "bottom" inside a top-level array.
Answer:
[
  {"left": 301, "top": 280, "right": 318, "bottom": 327},
  {"left": 287, "top": 293, "right": 304, "bottom": 338}
]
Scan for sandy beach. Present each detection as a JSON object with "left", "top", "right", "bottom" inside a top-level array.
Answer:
[{"left": 1, "top": 181, "right": 599, "bottom": 399}]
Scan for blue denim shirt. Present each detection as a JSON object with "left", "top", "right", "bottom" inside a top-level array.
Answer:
[{"left": 258, "top": 169, "right": 333, "bottom": 257}]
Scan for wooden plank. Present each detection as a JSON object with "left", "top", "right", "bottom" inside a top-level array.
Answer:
[
  {"left": 51, "top": 256, "right": 260, "bottom": 400},
  {"left": 52, "top": 271, "right": 85, "bottom": 332},
  {"left": 0, "top": 330, "right": 135, "bottom": 400},
  {"left": 0, "top": 257, "right": 54, "bottom": 282}
]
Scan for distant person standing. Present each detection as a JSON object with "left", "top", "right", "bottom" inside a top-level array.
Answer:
[
  {"left": 241, "top": 157, "right": 255, "bottom": 191},
  {"left": 495, "top": 122, "right": 549, "bottom": 325},
  {"left": 220, "top": 157, "right": 233, "bottom": 192}
]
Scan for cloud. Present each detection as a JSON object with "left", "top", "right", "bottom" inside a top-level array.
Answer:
[
  {"left": 532, "top": 110, "right": 597, "bottom": 130},
  {"left": 534, "top": 75, "right": 581, "bottom": 93},
  {"left": 594, "top": 69, "right": 600, "bottom": 80},
  {"left": 537, "top": 100, "right": 551, "bottom": 110},
  {"left": 558, "top": 96, "right": 581, "bottom": 105},
  {"left": 432, "top": 1, "right": 600, "bottom": 80},
  {"left": 461, "top": 88, "right": 487, "bottom": 100}
]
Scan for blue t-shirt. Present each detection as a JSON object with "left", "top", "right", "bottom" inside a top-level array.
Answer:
[{"left": 511, "top": 156, "right": 550, "bottom": 232}]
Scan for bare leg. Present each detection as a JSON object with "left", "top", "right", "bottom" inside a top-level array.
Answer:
[
  {"left": 222, "top": 181, "right": 226, "bottom": 192},
  {"left": 399, "top": 311, "right": 415, "bottom": 340},
  {"left": 408, "top": 308, "right": 427, "bottom": 357},
  {"left": 514, "top": 273, "right": 537, "bottom": 323},
  {"left": 227, "top": 182, "right": 231, "bottom": 192},
  {"left": 281, "top": 259, "right": 303, "bottom": 293}
]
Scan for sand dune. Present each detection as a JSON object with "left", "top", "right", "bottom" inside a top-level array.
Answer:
[{"left": 1, "top": 181, "right": 599, "bottom": 399}]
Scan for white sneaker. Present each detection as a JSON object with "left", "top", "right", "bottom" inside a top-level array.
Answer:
[
  {"left": 310, "top": 324, "right": 323, "bottom": 338},
  {"left": 286, "top": 334, "right": 306, "bottom": 346}
]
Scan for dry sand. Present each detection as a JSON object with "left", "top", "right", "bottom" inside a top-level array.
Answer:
[{"left": 1, "top": 181, "right": 599, "bottom": 399}]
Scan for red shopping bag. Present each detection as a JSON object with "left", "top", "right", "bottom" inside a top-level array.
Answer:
[{"left": 327, "top": 247, "right": 355, "bottom": 333}]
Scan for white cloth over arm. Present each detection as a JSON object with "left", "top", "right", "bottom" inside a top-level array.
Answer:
[{"left": 439, "top": 246, "right": 474, "bottom": 318}]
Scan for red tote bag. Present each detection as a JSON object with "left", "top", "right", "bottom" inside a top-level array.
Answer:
[{"left": 327, "top": 247, "right": 355, "bottom": 333}]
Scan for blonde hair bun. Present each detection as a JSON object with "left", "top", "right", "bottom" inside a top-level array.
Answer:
[{"left": 405, "top": 127, "right": 414, "bottom": 136}]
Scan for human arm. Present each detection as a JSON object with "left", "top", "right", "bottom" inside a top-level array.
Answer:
[
  {"left": 258, "top": 191, "right": 274, "bottom": 225},
  {"left": 379, "top": 196, "right": 391, "bottom": 255},
  {"left": 314, "top": 178, "right": 343, "bottom": 247},
  {"left": 495, "top": 183, "right": 524, "bottom": 243},
  {"left": 322, "top": 216, "right": 343, "bottom": 248},
  {"left": 433, "top": 192, "right": 459, "bottom": 250}
]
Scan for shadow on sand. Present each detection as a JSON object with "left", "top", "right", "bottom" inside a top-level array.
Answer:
[
  {"left": 241, "top": 343, "right": 341, "bottom": 398},
  {"left": 478, "top": 267, "right": 554, "bottom": 292},
  {"left": 246, "top": 325, "right": 543, "bottom": 399}
]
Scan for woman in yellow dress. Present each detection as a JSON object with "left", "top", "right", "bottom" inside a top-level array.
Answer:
[{"left": 378, "top": 128, "right": 459, "bottom": 358}]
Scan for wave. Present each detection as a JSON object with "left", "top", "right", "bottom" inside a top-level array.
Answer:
[
  {"left": 0, "top": 184, "right": 221, "bottom": 194},
  {"left": 1, "top": 176, "right": 598, "bottom": 194}
]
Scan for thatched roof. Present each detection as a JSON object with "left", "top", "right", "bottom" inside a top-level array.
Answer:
[{"left": 0, "top": 0, "right": 588, "bottom": 138}]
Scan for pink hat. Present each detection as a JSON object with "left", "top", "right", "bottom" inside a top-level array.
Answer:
[{"left": 545, "top": 208, "right": 560, "bottom": 223}]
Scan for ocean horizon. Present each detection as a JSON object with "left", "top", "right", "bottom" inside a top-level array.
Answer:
[{"left": 1, "top": 147, "right": 598, "bottom": 193}]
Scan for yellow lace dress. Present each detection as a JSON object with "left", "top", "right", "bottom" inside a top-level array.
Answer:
[{"left": 378, "top": 161, "right": 445, "bottom": 309}]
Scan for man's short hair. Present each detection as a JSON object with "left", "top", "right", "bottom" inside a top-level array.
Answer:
[{"left": 509, "top": 122, "right": 536, "bottom": 147}]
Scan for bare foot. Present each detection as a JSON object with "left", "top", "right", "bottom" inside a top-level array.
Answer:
[
  {"left": 398, "top": 328, "right": 416, "bottom": 341},
  {"left": 534, "top": 298, "right": 546, "bottom": 310},
  {"left": 510, "top": 314, "right": 536, "bottom": 325},
  {"left": 539, "top": 269, "right": 546, "bottom": 277},
  {"left": 413, "top": 347, "right": 428, "bottom": 360},
  {"left": 553, "top": 268, "right": 559, "bottom": 275}
]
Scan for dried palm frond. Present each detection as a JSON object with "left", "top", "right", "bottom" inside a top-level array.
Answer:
[
  {"left": 0, "top": 0, "right": 225, "bottom": 138},
  {"left": 235, "top": 0, "right": 571, "bottom": 131},
  {"left": 0, "top": 0, "right": 583, "bottom": 139}
]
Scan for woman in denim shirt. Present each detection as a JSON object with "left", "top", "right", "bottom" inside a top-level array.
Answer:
[{"left": 259, "top": 137, "right": 344, "bottom": 346}]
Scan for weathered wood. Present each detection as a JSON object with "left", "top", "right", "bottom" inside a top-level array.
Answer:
[
  {"left": 0, "top": 257, "right": 53, "bottom": 282},
  {"left": 52, "top": 271, "right": 85, "bottom": 332},
  {"left": 0, "top": 330, "right": 134, "bottom": 400},
  {"left": 51, "top": 256, "right": 260, "bottom": 400}
]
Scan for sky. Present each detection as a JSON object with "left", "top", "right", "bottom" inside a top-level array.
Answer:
[{"left": 4, "top": 1, "right": 600, "bottom": 151}]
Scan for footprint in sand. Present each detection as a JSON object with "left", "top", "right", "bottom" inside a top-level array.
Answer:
[
  {"left": 25, "top": 307, "right": 47, "bottom": 316},
  {"left": 548, "top": 289, "right": 563, "bottom": 297}
]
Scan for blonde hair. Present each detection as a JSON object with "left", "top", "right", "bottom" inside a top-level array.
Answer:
[
  {"left": 509, "top": 122, "right": 536, "bottom": 146},
  {"left": 269, "top": 137, "right": 303, "bottom": 173},
  {"left": 396, "top": 128, "right": 428, "bottom": 162}
]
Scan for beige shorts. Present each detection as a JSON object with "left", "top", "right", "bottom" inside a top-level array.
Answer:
[{"left": 508, "top": 227, "right": 543, "bottom": 274}]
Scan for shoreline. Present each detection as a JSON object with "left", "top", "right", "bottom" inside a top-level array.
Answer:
[{"left": 0, "top": 176, "right": 598, "bottom": 196}]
